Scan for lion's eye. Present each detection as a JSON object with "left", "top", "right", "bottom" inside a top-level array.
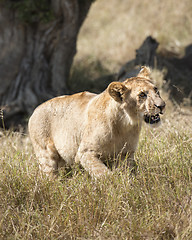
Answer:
[{"left": 139, "top": 92, "right": 147, "bottom": 98}]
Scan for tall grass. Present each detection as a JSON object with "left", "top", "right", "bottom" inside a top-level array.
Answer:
[{"left": 0, "top": 112, "right": 192, "bottom": 239}]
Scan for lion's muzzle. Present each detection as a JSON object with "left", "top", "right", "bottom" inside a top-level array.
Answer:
[
  {"left": 144, "top": 113, "right": 161, "bottom": 124},
  {"left": 144, "top": 99, "right": 165, "bottom": 125}
]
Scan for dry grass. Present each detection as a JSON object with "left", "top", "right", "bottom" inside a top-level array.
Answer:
[
  {"left": 0, "top": 111, "right": 192, "bottom": 239},
  {"left": 1, "top": 0, "right": 192, "bottom": 239}
]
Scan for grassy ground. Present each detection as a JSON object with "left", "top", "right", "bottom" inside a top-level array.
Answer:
[
  {"left": 1, "top": 0, "right": 192, "bottom": 239},
  {"left": 0, "top": 111, "right": 192, "bottom": 239}
]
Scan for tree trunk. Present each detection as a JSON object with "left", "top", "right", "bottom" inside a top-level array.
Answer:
[{"left": 0, "top": 0, "right": 93, "bottom": 127}]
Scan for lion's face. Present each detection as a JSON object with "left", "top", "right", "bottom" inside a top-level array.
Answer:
[
  {"left": 108, "top": 67, "right": 166, "bottom": 127},
  {"left": 126, "top": 79, "right": 165, "bottom": 126}
]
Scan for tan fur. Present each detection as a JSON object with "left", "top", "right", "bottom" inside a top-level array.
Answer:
[{"left": 28, "top": 67, "right": 165, "bottom": 178}]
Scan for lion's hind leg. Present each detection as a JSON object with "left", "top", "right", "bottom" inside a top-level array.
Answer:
[{"left": 33, "top": 140, "right": 61, "bottom": 177}]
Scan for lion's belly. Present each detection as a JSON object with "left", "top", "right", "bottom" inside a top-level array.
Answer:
[
  {"left": 52, "top": 120, "right": 84, "bottom": 165},
  {"left": 55, "top": 141, "right": 79, "bottom": 165}
]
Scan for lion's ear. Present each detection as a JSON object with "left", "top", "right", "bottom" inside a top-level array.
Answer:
[
  {"left": 108, "top": 82, "right": 127, "bottom": 103},
  {"left": 137, "top": 66, "right": 151, "bottom": 79}
]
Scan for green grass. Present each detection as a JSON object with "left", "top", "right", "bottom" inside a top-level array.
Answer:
[{"left": 0, "top": 113, "right": 192, "bottom": 239}]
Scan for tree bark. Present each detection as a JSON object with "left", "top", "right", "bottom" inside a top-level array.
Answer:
[{"left": 0, "top": 0, "right": 93, "bottom": 127}]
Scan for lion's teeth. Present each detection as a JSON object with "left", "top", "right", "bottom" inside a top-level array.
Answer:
[{"left": 144, "top": 114, "right": 160, "bottom": 124}]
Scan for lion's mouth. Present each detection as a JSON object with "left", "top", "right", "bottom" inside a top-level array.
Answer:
[{"left": 144, "top": 114, "right": 161, "bottom": 124}]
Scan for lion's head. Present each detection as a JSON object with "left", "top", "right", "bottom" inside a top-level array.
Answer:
[{"left": 108, "top": 66, "right": 166, "bottom": 127}]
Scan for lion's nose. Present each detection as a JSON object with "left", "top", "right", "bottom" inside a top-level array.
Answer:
[{"left": 155, "top": 101, "right": 166, "bottom": 114}]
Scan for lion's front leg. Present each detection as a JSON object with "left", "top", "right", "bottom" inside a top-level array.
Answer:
[
  {"left": 75, "top": 149, "right": 110, "bottom": 178},
  {"left": 121, "top": 151, "right": 137, "bottom": 172}
]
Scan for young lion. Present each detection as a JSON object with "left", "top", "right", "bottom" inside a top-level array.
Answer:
[{"left": 29, "top": 66, "right": 165, "bottom": 178}]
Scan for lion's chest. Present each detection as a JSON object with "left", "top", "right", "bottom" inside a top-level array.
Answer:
[
  {"left": 90, "top": 123, "right": 141, "bottom": 159},
  {"left": 107, "top": 129, "right": 139, "bottom": 155}
]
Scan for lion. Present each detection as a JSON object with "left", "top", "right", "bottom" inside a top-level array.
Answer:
[{"left": 28, "top": 66, "right": 165, "bottom": 178}]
